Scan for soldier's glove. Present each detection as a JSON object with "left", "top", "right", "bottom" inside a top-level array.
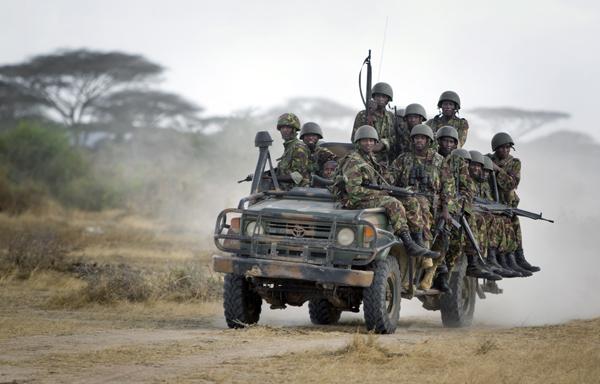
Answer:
[{"left": 290, "top": 171, "right": 303, "bottom": 185}]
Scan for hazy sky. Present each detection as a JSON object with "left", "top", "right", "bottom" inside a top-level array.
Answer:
[{"left": 2, "top": 0, "right": 600, "bottom": 140}]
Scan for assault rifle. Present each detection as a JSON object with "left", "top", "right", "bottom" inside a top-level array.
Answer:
[
  {"left": 311, "top": 174, "right": 334, "bottom": 187},
  {"left": 362, "top": 183, "right": 432, "bottom": 199},
  {"left": 473, "top": 197, "right": 554, "bottom": 223}
]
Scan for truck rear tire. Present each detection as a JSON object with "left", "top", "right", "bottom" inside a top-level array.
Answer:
[
  {"left": 308, "top": 299, "right": 342, "bottom": 325},
  {"left": 440, "top": 255, "right": 476, "bottom": 327},
  {"left": 363, "top": 257, "right": 401, "bottom": 334},
  {"left": 223, "top": 273, "right": 262, "bottom": 328}
]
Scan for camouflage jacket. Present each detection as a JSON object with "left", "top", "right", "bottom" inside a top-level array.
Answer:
[
  {"left": 351, "top": 109, "right": 395, "bottom": 163},
  {"left": 490, "top": 153, "right": 520, "bottom": 207},
  {"left": 338, "top": 148, "right": 389, "bottom": 208},
  {"left": 276, "top": 137, "right": 310, "bottom": 188},
  {"left": 392, "top": 119, "right": 412, "bottom": 160},
  {"left": 444, "top": 153, "right": 476, "bottom": 213},
  {"left": 476, "top": 178, "right": 494, "bottom": 201},
  {"left": 390, "top": 148, "right": 453, "bottom": 209},
  {"left": 308, "top": 145, "right": 337, "bottom": 176},
  {"left": 426, "top": 114, "right": 469, "bottom": 148}
]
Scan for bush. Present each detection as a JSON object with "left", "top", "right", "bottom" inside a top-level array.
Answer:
[
  {"left": 1, "top": 229, "right": 70, "bottom": 278},
  {"left": 0, "top": 121, "right": 121, "bottom": 211}
]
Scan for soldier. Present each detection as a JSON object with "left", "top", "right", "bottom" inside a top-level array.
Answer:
[
  {"left": 390, "top": 124, "right": 453, "bottom": 290},
  {"left": 489, "top": 132, "right": 539, "bottom": 275},
  {"left": 476, "top": 153, "right": 520, "bottom": 281},
  {"left": 351, "top": 82, "right": 395, "bottom": 164},
  {"left": 275, "top": 113, "right": 310, "bottom": 190},
  {"left": 322, "top": 160, "right": 337, "bottom": 179},
  {"left": 335, "top": 125, "right": 438, "bottom": 258},
  {"left": 393, "top": 103, "right": 427, "bottom": 157},
  {"left": 300, "top": 122, "right": 337, "bottom": 177},
  {"left": 449, "top": 148, "right": 501, "bottom": 281},
  {"left": 436, "top": 125, "right": 459, "bottom": 158},
  {"left": 426, "top": 91, "right": 469, "bottom": 148}
]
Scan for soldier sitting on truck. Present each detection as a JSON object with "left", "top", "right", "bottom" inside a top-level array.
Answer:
[
  {"left": 489, "top": 132, "right": 540, "bottom": 275},
  {"left": 275, "top": 113, "right": 311, "bottom": 190},
  {"left": 390, "top": 124, "right": 454, "bottom": 291},
  {"left": 299, "top": 122, "right": 337, "bottom": 177},
  {"left": 334, "top": 124, "right": 439, "bottom": 258}
]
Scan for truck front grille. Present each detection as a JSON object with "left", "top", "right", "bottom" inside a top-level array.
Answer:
[{"left": 265, "top": 219, "right": 332, "bottom": 240}]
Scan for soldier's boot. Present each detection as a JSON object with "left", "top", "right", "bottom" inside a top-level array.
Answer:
[
  {"left": 483, "top": 280, "right": 503, "bottom": 294},
  {"left": 486, "top": 247, "right": 515, "bottom": 277},
  {"left": 466, "top": 253, "right": 501, "bottom": 280},
  {"left": 506, "top": 252, "right": 533, "bottom": 277},
  {"left": 398, "top": 230, "right": 440, "bottom": 259},
  {"left": 418, "top": 266, "right": 436, "bottom": 290},
  {"left": 496, "top": 253, "right": 523, "bottom": 278},
  {"left": 514, "top": 248, "right": 541, "bottom": 272},
  {"left": 412, "top": 232, "right": 434, "bottom": 268},
  {"left": 432, "top": 263, "right": 451, "bottom": 293}
]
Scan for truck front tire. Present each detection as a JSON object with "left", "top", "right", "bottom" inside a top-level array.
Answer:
[
  {"left": 223, "top": 273, "right": 262, "bottom": 328},
  {"left": 363, "top": 257, "right": 401, "bottom": 334}
]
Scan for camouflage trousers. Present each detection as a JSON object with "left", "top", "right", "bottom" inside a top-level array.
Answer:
[
  {"left": 400, "top": 196, "right": 432, "bottom": 239},
  {"left": 354, "top": 196, "right": 409, "bottom": 234},
  {"left": 446, "top": 211, "right": 485, "bottom": 269},
  {"left": 498, "top": 215, "right": 520, "bottom": 253}
]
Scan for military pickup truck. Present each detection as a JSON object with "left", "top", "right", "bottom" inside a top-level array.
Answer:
[{"left": 212, "top": 131, "right": 479, "bottom": 334}]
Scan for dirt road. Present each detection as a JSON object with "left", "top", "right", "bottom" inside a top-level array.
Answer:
[{"left": 2, "top": 302, "right": 599, "bottom": 384}]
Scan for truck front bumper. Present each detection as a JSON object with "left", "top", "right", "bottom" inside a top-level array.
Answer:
[{"left": 212, "top": 254, "right": 374, "bottom": 287}]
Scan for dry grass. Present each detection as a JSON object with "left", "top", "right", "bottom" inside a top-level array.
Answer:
[{"left": 181, "top": 319, "right": 600, "bottom": 384}]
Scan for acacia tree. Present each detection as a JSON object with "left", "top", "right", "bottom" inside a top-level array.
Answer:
[{"left": 0, "top": 49, "right": 203, "bottom": 144}]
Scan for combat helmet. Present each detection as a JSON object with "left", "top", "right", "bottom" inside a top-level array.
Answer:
[
  {"left": 276, "top": 113, "right": 301, "bottom": 131},
  {"left": 372, "top": 82, "right": 393, "bottom": 101},
  {"left": 437, "top": 90, "right": 461, "bottom": 109},
  {"left": 354, "top": 125, "right": 379, "bottom": 143},
  {"left": 491, "top": 132, "right": 515, "bottom": 151},
  {"left": 300, "top": 122, "right": 323, "bottom": 139},
  {"left": 436, "top": 125, "right": 459, "bottom": 143},
  {"left": 469, "top": 150, "right": 485, "bottom": 165},
  {"left": 451, "top": 148, "right": 471, "bottom": 161},
  {"left": 483, "top": 156, "right": 494, "bottom": 171},
  {"left": 404, "top": 103, "right": 427, "bottom": 120},
  {"left": 410, "top": 124, "right": 434, "bottom": 141}
]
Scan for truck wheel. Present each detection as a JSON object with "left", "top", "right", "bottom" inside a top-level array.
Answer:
[
  {"left": 223, "top": 273, "right": 262, "bottom": 328},
  {"left": 308, "top": 299, "right": 342, "bottom": 325},
  {"left": 363, "top": 257, "right": 401, "bottom": 334},
  {"left": 440, "top": 255, "right": 476, "bottom": 327}
]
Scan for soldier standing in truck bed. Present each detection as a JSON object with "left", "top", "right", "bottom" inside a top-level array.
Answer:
[
  {"left": 351, "top": 82, "right": 395, "bottom": 164},
  {"left": 393, "top": 103, "right": 428, "bottom": 158},
  {"left": 426, "top": 91, "right": 469, "bottom": 148},
  {"left": 275, "top": 113, "right": 310, "bottom": 190}
]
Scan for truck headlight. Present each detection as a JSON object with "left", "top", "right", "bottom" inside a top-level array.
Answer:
[
  {"left": 336, "top": 227, "right": 355, "bottom": 246},
  {"left": 245, "top": 220, "right": 265, "bottom": 235}
]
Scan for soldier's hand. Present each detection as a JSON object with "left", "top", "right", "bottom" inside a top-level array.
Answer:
[
  {"left": 367, "top": 99, "right": 377, "bottom": 112},
  {"left": 492, "top": 163, "right": 501, "bottom": 172}
]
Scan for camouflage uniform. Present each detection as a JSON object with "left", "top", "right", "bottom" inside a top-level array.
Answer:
[
  {"left": 490, "top": 153, "right": 522, "bottom": 252},
  {"left": 276, "top": 137, "right": 310, "bottom": 190},
  {"left": 444, "top": 154, "right": 475, "bottom": 269},
  {"left": 391, "top": 147, "right": 454, "bottom": 289},
  {"left": 338, "top": 148, "right": 409, "bottom": 234},
  {"left": 426, "top": 115, "right": 469, "bottom": 148},
  {"left": 351, "top": 109, "right": 395, "bottom": 164},
  {"left": 392, "top": 118, "right": 411, "bottom": 160},
  {"left": 308, "top": 145, "right": 337, "bottom": 177},
  {"left": 390, "top": 148, "right": 453, "bottom": 240}
]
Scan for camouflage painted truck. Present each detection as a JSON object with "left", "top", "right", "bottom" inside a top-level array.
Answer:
[{"left": 212, "top": 131, "right": 479, "bottom": 334}]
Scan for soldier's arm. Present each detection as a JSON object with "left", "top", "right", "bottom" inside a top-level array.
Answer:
[
  {"left": 495, "top": 158, "right": 521, "bottom": 190},
  {"left": 288, "top": 145, "right": 311, "bottom": 186},
  {"left": 458, "top": 119, "right": 469, "bottom": 148},
  {"left": 439, "top": 159, "right": 455, "bottom": 207},
  {"left": 344, "top": 161, "right": 383, "bottom": 201}
]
